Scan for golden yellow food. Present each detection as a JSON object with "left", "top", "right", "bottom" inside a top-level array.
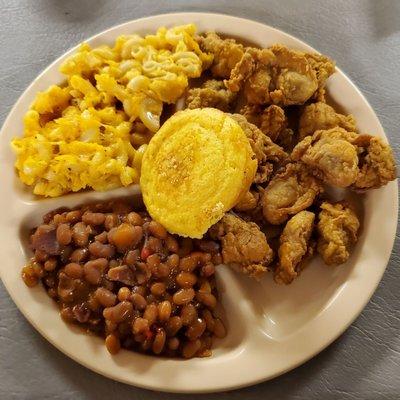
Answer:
[
  {"left": 141, "top": 108, "right": 257, "bottom": 238},
  {"left": 11, "top": 24, "right": 212, "bottom": 197}
]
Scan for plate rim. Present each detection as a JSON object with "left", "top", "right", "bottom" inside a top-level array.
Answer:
[{"left": 0, "top": 11, "right": 398, "bottom": 393}]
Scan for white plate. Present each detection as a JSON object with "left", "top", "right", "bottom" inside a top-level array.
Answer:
[{"left": 0, "top": 12, "right": 397, "bottom": 393}]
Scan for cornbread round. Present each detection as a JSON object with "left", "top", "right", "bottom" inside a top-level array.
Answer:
[{"left": 140, "top": 108, "right": 257, "bottom": 238}]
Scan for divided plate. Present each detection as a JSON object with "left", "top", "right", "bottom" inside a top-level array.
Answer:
[{"left": 0, "top": 12, "right": 397, "bottom": 393}]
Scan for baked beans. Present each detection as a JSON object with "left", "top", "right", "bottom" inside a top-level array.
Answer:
[{"left": 21, "top": 200, "right": 225, "bottom": 358}]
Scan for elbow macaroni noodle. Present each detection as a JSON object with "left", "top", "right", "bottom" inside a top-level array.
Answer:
[{"left": 11, "top": 24, "right": 212, "bottom": 197}]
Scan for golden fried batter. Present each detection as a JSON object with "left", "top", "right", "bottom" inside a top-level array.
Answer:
[
  {"left": 351, "top": 134, "right": 397, "bottom": 191},
  {"left": 240, "top": 104, "right": 288, "bottom": 143},
  {"left": 275, "top": 210, "right": 315, "bottom": 284},
  {"left": 199, "top": 32, "right": 244, "bottom": 78},
  {"left": 262, "top": 162, "right": 323, "bottom": 225},
  {"left": 186, "top": 79, "right": 236, "bottom": 111},
  {"left": 304, "top": 53, "right": 336, "bottom": 101},
  {"left": 231, "top": 113, "right": 288, "bottom": 184},
  {"left": 317, "top": 201, "right": 360, "bottom": 265},
  {"left": 209, "top": 213, "right": 273, "bottom": 279},
  {"left": 292, "top": 127, "right": 359, "bottom": 188},
  {"left": 298, "top": 102, "right": 356, "bottom": 140},
  {"left": 226, "top": 45, "right": 334, "bottom": 106},
  {"left": 235, "top": 189, "right": 260, "bottom": 212}
]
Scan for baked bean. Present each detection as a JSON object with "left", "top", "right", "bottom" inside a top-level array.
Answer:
[
  {"left": 95, "top": 231, "right": 108, "bottom": 243},
  {"left": 44, "top": 258, "right": 57, "bottom": 271},
  {"left": 168, "top": 337, "right": 180, "bottom": 350},
  {"left": 212, "top": 253, "right": 223, "bottom": 265},
  {"left": 152, "top": 329, "right": 166, "bottom": 354},
  {"left": 21, "top": 265, "right": 39, "bottom": 287},
  {"left": 186, "top": 318, "right": 206, "bottom": 341},
  {"left": 109, "top": 224, "right": 143, "bottom": 251},
  {"left": 150, "top": 282, "right": 166, "bottom": 297},
  {"left": 95, "top": 287, "right": 117, "bottom": 307},
  {"left": 103, "top": 301, "right": 133, "bottom": 323},
  {"left": 72, "top": 222, "right": 89, "bottom": 246},
  {"left": 118, "top": 287, "right": 131, "bottom": 302},
  {"left": 64, "top": 263, "right": 83, "bottom": 279},
  {"left": 179, "top": 238, "right": 193, "bottom": 256},
  {"left": 83, "top": 258, "right": 108, "bottom": 285},
  {"left": 199, "top": 280, "right": 211, "bottom": 293},
  {"left": 180, "top": 304, "right": 197, "bottom": 325},
  {"left": 70, "top": 248, "right": 89, "bottom": 263},
  {"left": 182, "top": 339, "right": 201, "bottom": 358},
  {"left": 148, "top": 221, "right": 168, "bottom": 239},
  {"left": 66, "top": 210, "right": 82, "bottom": 223},
  {"left": 126, "top": 212, "right": 143, "bottom": 226},
  {"left": 132, "top": 317, "right": 149, "bottom": 334},
  {"left": 131, "top": 293, "right": 147, "bottom": 310},
  {"left": 89, "top": 241, "right": 115, "bottom": 259},
  {"left": 143, "top": 304, "right": 158, "bottom": 325},
  {"left": 146, "top": 254, "right": 160, "bottom": 270},
  {"left": 213, "top": 318, "right": 226, "bottom": 338},
  {"left": 158, "top": 301, "right": 172, "bottom": 322},
  {"left": 34, "top": 249, "right": 49, "bottom": 263},
  {"left": 125, "top": 249, "right": 139, "bottom": 267},
  {"left": 82, "top": 212, "right": 105, "bottom": 226},
  {"left": 196, "top": 292, "right": 217, "bottom": 309},
  {"left": 167, "top": 254, "right": 180, "bottom": 269},
  {"left": 173, "top": 288, "right": 195, "bottom": 305},
  {"left": 56, "top": 224, "right": 72, "bottom": 245},
  {"left": 106, "top": 319, "right": 118, "bottom": 334},
  {"left": 165, "top": 235, "right": 179, "bottom": 253},
  {"left": 179, "top": 255, "right": 199, "bottom": 272},
  {"left": 53, "top": 213, "right": 67, "bottom": 225},
  {"left": 60, "top": 307, "right": 75, "bottom": 323},
  {"left": 104, "top": 214, "right": 119, "bottom": 230},
  {"left": 132, "top": 285, "right": 147, "bottom": 297},
  {"left": 165, "top": 316, "right": 183, "bottom": 336},
  {"left": 146, "top": 236, "right": 162, "bottom": 253},
  {"left": 105, "top": 333, "right": 120, "bottom": 354},
  {"left": 201, "top": 263, "right": 215, "bottom": 277},
  {"left": 155, "top": 263, "right": 170, "bottom": 278},
  {"left": 176, "top": 272, "right": 197, "bottom": 288},
  {"left": 202, "top": 310, "right": 215, "bottom": 331}
]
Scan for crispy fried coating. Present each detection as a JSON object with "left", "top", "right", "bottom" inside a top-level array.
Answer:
[
  {"left": 199, "top": 32, "right": 244, "bottom": 78},
  {"left": 304, "top": 53, "right": 336, "bottom": 101},
  {"left": 317, "top": 201, "right": 360, "bottom": 265},
  {"left": 231, "top": 113, "right": 288, "bottom": 184},
  {"left": 186, "top": 79, "right": 236, "bottom": 111},
  {"left": 235, "top": 189, "right": 260, "bottom": 212},
  {"left": 275, "top": 210, "right": 315, "bottom": 284},
  {"left": 240, "top": 104, "right": 288, "bottom": 143},
  {"left": 226, "top": 45, "right": 334, "bottom": 106},
  {"left": 262, "top": 162, "right": 323, "bottom": 225},
  {"left": 292, "top": 127, "right": 359, "bottom": 188},
  {"left": 351, "top": 134, "right": 397, "bottom": 191},
  {"left": 298, "top": 102, "right": 356, "bottom": 140},
  {"left": 209, "top": 213, "right": 273, "bottom": 279}
]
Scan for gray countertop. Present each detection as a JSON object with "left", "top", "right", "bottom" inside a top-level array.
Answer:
[{"left": 0, "top": 0, "right": 399, "bottom": 399}]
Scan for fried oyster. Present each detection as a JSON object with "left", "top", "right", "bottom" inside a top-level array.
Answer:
[
  {"left": 262, "top": 162, "right": 323, "bottom": 225},
  {"left": 198, "top": 32, "right": 244, "bottom": 78},
  {"left": 317, "top": 201, "right": 360, "bottom": 265},
  {"left": 351, "top": 134, "right": 397, "bottom": 191},
  {"left": 186, "top": 79, "right": 236, "bottom": 111},
  {"left": 298, "top": 102, "right": 356, "bottom": 140},
  {"left": 209, "top": 213, "right": 274, "bottom": 279},
  {"left": 225, "top": 45, "right": 335, "bottom": 106},
  {"left": 275, "top": 210, "right": 315, "bottom": 284},
  {"left": 231, "top": 113, "right": 288, "bottom": 184},
  {"left": 292, "top": 127, "right": 359, "bottom": 188}
]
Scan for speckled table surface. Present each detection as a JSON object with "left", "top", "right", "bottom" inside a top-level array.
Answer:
[{"left": 0, "top": 0, "right": 399, "bottom": 399}]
